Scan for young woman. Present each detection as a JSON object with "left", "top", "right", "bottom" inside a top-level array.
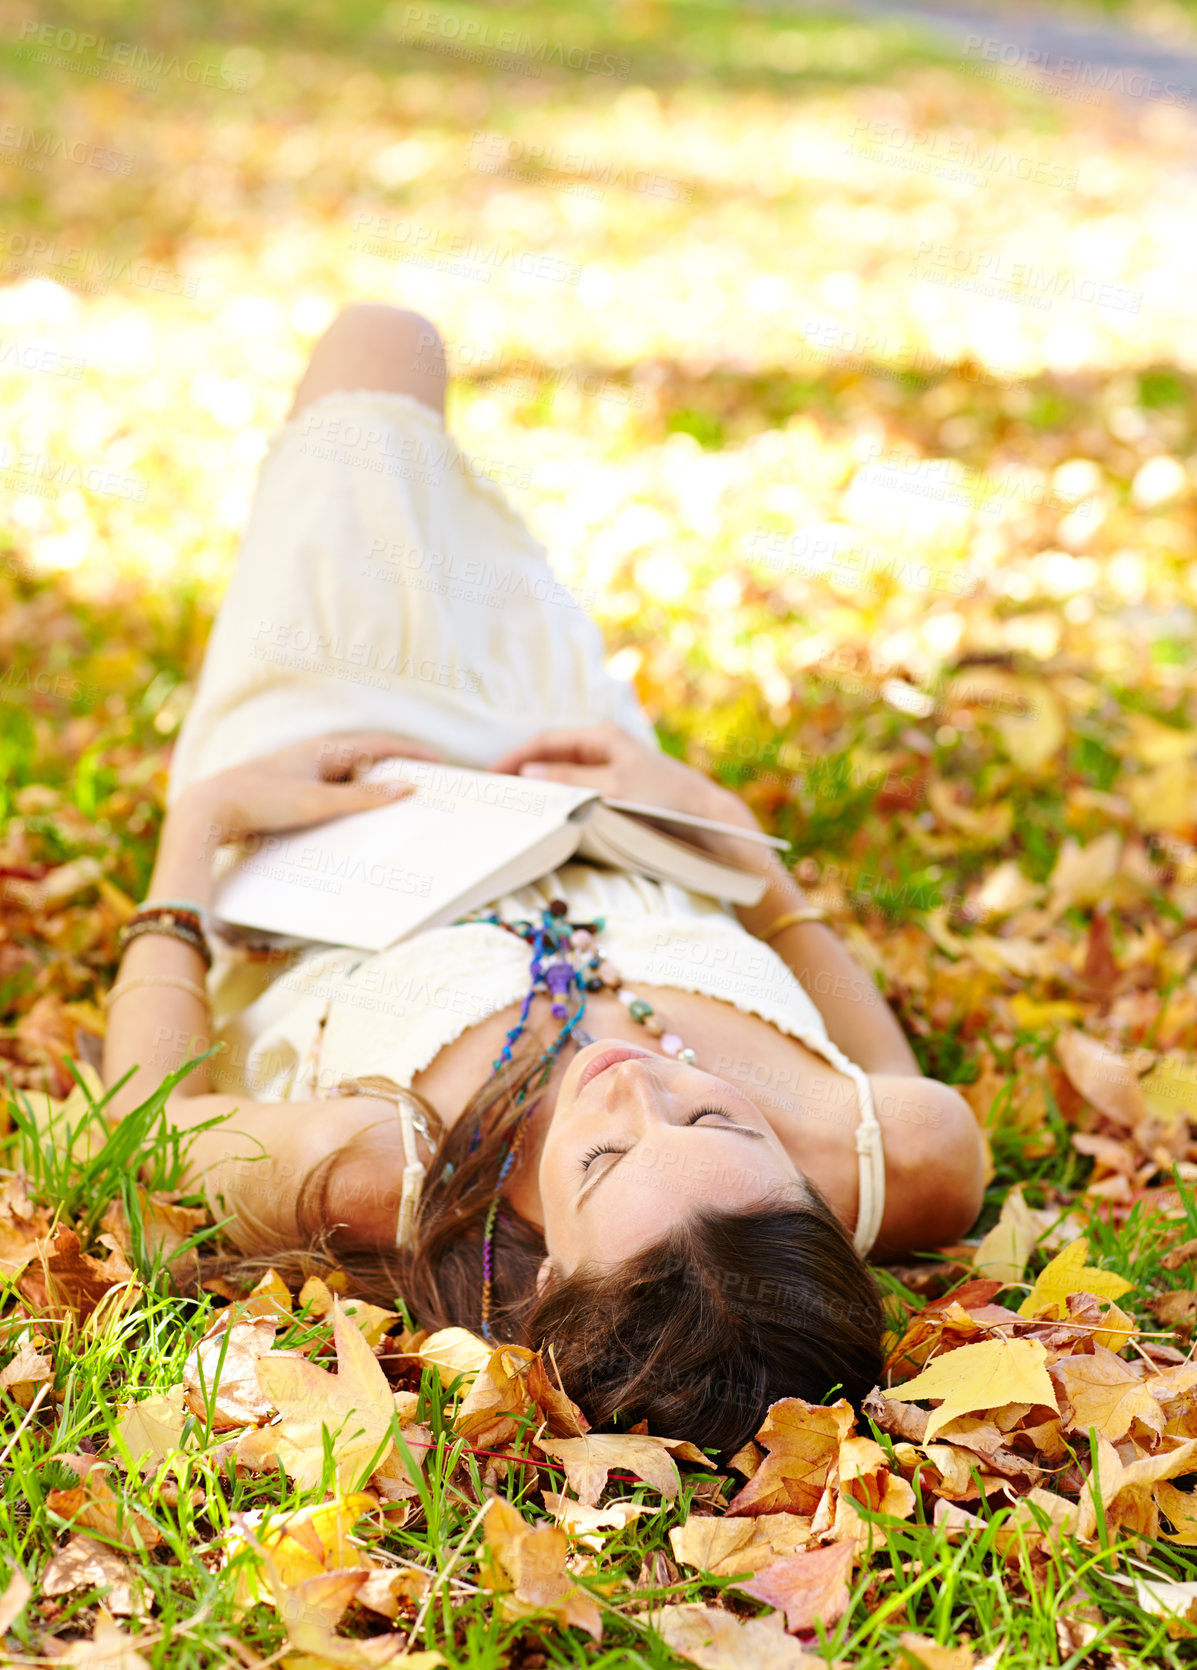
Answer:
[{"left": 101, "top": 303, "right": 986, "bottom": 1454}]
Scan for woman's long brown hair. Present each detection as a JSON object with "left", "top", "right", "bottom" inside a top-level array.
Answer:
[{"left": 200, "top": 1039, "right": 885, "bottom": 1455}]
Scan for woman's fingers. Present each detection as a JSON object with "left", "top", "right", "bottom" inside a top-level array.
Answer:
[
  {"left": 516, "top": 761, "right": 609, "bottom": 791},
  {"left": 312, "top": 731, "right": 442, "bottom": 778},
  {"left": 492, "top": 725, "right": 619, "bottom": 775}
]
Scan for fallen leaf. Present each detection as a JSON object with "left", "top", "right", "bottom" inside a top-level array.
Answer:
[
  {"left": 884, "top": 1338, "right": 1057, "bottom": 1444},
  {"left": 1047, "top": 833, "right": 1122, "bottom": 912},
  {"left": 1018, "top": 1238, "right": 1135, "bottom": 1329},
  {"left": 15, "top": 1225, "right": 139, "bottom": 1325},
  {"left": 669, "top": 1511, "right": 811, "bottom": 1575},
  {"left": 1156, "top": 1480, "right": 1197, "bottom": 1545},
  {"left": 244, "top": 1299, "right": 399, "bottom": 1492},
  {"left": 0, "top": 1566, "right": 32, "bottom": 1633},
  {"left": 542, "top": 1492, "right": 650, "bottom": 1550},
  {"left": 42, "top": 1534, "right": 143, "bottom": 1615},
  {"left": 1055, "top": 1032, "right": 1146, "bottom": 1129},
  {"left": 56, "top": 1608, "right": 153, "bottom": 1669},
  {"left": 113, "top": 1391, "right": 190, "bottom": 1474},
  {"left": 184, "top": 1312, "right": 282, "bottom": 1430},
  {"left": 653, "top": 1601, "right": 822, "bottom": 1668},
  {"left": 971, "top": 1185, "right": 1037, "bottom": 1286},
  {"left": 538, "top": 1433, "right": 711, "bottom": 1506},
  {"left": 0, "top": 1337, "right": 52, "bottom": 1408},
  {"left": 833, "top": 1435, "right": 917, "bottom": 1543},
  {"left": 1079, "top": 1435, "right": 1197, "bottom": 1541},
  {"left": 415, "top": 1327, "right": 490, "bottom": 1386},
  {"left": 481, "top": 1495, "right": 602, "bottom": 1640},
  {"left": 1132, "top": 1575, "right": 1197, "bottom": 1639},
  {"left": 1051, "top": 1349, "right": 1164, "bottom": 1442},
  {"left": 225, "top": 1493, "right": 378, "bottom": 1613},
  {"left": 455, "top": 1343, "right": 537, "bottom": 1449},
  {"left": 46, "top": 1455, "right": 161, "bottom": 1551},
  {"left": 732, "top": 1538, "right": 854, "bottom": 1633},
  {"left": 895, "top": 1633, "right": 976, "bottom": 1670},
  {"left": 99, "top": 1188, "right": 209, "bottom": 1288},
  {"left": 727, "top": 1399, "right": 855, "bottom": 1516}
]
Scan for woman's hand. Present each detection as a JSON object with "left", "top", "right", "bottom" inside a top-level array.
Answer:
[
  {"left": 175, "top": 730, "right": 441, "bottom": 845},
  {"left": 491, "top": 723, "right": 768, "bottom": 849}
]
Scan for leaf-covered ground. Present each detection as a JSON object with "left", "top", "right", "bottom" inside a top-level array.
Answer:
[{"left": 3, "top": 0, "right": 1197, "bottom": 1664}]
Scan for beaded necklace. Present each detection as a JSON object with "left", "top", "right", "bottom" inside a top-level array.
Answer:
[{"left": 468, "top": 898, "right": 695, "bottom": 1339}]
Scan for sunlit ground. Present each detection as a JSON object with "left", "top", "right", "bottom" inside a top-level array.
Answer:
[{"left": 2, "top": 0, "right": 1197, "bottom": 1219}]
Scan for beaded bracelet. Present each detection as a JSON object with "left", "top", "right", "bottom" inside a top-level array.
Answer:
[{"left": 118, "top": 908, "right": 213, "bottom": 969}]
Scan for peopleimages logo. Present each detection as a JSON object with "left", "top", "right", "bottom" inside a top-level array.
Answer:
[{"left": 15, "top": 20, "right": 248, "bottom": 88}]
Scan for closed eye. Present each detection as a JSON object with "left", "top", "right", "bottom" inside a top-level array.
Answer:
[{"left": 576, "top": 1114, "right": 766, "bottom": 1206}]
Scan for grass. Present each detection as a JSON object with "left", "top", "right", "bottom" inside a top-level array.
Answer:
[{"left": 3, "top": 0, "right": 1197, "bottom": 1661}]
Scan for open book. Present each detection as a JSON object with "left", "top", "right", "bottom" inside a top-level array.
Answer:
[{"left": 210, "top": 759, "right": 788, "bottom": 953}]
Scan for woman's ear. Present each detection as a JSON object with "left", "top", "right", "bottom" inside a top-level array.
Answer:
[{"left": 535, "top": 1255, "right": 554, "bottom": 1297}]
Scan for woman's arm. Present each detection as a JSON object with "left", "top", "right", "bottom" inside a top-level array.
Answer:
[
  {"left": 100, "top": 731, "right": 439, "bottom": 1243},
  {"left": 733, "top": 857, "right": 920, "bottom": 1076}
]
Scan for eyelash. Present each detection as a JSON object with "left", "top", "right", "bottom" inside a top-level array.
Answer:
[{"left": 579, "top": 1108, "right": 732, "bottom": 1171}]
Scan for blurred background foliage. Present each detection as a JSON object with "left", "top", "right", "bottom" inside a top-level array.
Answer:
[{"left": 1, "top": 0, "right": 1196, "bottom": 1213}]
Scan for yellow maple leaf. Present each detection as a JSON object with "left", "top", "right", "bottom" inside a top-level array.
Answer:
[
  {"left": 1017, "top": 1238, "right": 1134, "bottom": 1326},
  {"left": 245, "top": 1300, "right": 397, "bottom": 1492},
  {"left": 884, "top": 1338, "right": 1057, "bottom": 1444}
]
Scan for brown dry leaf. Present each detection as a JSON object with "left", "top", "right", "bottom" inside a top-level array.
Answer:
[
  {"left": 970, "top": 1185, "right": 1037, "bottom": 1287},
  {"left": 669, "top": 1511, "right": 811, "bottom": 1576},
  {"left": 833, "top": 1435, "right": 917, "bottom": 1544},
  {"left": 895, "top": 1633, "right": 976, "bottom": 1670},
  {"left": 113, "top": 1391, "right": 190, "bottom": 1474},
  {"left": 184, "top": 1312, "right": 282, "bottom": 1430},
  {"left": 455, "top": 1343, "right": 537, "bottom": 1448},
  {"left": 99, "top": 1188, "right": 209, "bottom": 1290},
  {"left": 1156, "top": 1480, "right": 1197, "bottom": 1544},
  {"left": 884, "top": 1338, "right": 1057, "bottom": 1444},
  {"left": 56, "top": 1608, "right": 153, "bottom": 1669},
  {"left": 1055, "top": 1032, "right": 1147, "bottom": 1129},
  {"left": 0, "top": 1336, "right": 53, "bottom": 1408},
  {"left": 727, "top": 1398, "right": 854, "bottom": 1517},
  {"left": 239, "top": 1300, "right": 400, "bottom": 1493},
  {"left": 1079, "top": 1436, "right": 1197, "bottom": 1541},
  {"left": 225, "top": 1492, "right": 378, "bottom": 1614},
  {"left": 298, "top": 1276, "right": 399, "bottom": 1348},
  {"left": 414, "top": 1327, "right": 490, "bottom": 1386},
  {"left": 42, "top": 1534, "right": 143, "bottom": 1615},
  {"left": 538, "top": 1433, "right": 712, "bottom": 1507},
  {"left": 236, "top": 1267, "right": 295, "bottom": 1322},
  {"left": 652, "top": 1602, "right": 822, "bottom": 1668},
  {"left": 15, "top": 1224, "right": 140, "bottom": 1325},
  {"left": 481, "top": 1495, "right": 602, "bottom": 1640},
  {"left": 1051, "top": 1348, "right": 1165, "bottom": 1442},
  {"left": 261, "top": 1557, "right": 444, "bottom": 1667},
  {"left": 542, "top": 1492, "right": 650, "bottom": 1550},
  {"left": 0, "top": 1565, "right": 32, "bottom": 1634},
  {"left": 46, "top": 1455, "right": 161, "bottom": 1551},
  {"left": 0, "top": 1172, "right": 54, "bottom": 1278},
  {"left": 526, "top": 1352, "right": 590, "bottom": 1436},
  {"left": 355, "top": 1563, "right": 432, "bottom": 1618},
  {"left": 732, "top": 1538, "right": 854, "bottom": 1633},
  {"left": 994, "top": 1488, "right": 1080, "bottom": 1560}
]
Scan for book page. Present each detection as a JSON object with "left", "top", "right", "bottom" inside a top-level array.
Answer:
[{"left": 211, "top": 761, "right": 597, "bottom": 952}]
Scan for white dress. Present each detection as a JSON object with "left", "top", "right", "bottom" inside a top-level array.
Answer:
[{"left": 168, "top": 387, "right": 885, "bottom": 1255}]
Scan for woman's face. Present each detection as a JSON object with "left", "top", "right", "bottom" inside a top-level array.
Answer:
[{"left": 536, "top": 1038, "right": 805, "bottom": 1277}]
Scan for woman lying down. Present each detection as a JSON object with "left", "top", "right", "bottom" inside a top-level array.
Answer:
[{"left": 100, "top": 303, "right": 986, "bottom": 1456}]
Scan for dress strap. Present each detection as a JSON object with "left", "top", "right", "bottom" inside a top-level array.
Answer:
[{"left": 790, "top": 1028, "right": 886, "bottom": 1259}]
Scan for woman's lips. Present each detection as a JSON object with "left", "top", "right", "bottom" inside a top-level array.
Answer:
[{"left": 575, "top": 1042, "right": 654, "bottom": 1095}]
